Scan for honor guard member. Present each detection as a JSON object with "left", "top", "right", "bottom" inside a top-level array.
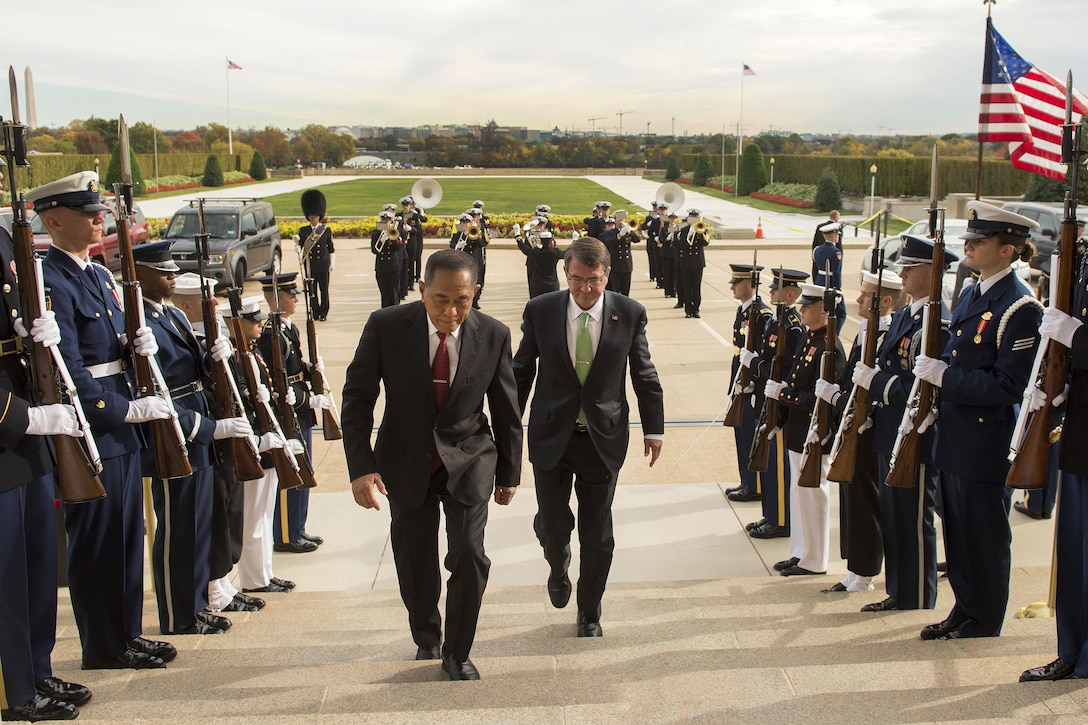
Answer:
[
  {"left": 133, "top": 245, "right": 250, "bottom": 635},
  {"left": 233, "top": 296, "right": 297, "bottom": 595},
  {"left": 824, "top": 269, "right": 904, "bottom": 595},
  {"left": 299, "top": 190, "right": 335, "bottom": 321},
  {"left": 854, "top": 238, "right": 952, "bottom": 611},
  {"left": 913, "top": 201, "right": 1042, "bottom": 640},
  {"left": 765, "top": 282, "right": 845, "bottom": 576},
  {"left": 402, "top": 195, "right": 426, "bottom": 285},
  {"left": 34, "top": 171, "right": 178, "bottom": 669},
  {"left": 514, "top": 222, "right": 563, "bottom": 298},
  {"left": 644, "top": 202, "right": 661, "bottom": 287},
  {"left": 373, "top": 211, "right": 405, "bottom": 309},
  {"left": 747, "top": 269, "right": 807, "bottom": 539},
  {"left": 813, "top": 221, "right": 847, "bottom": 324},
  {"left": 1022, "top": 222, "right": 1088, "bottom": 681},
  {"left": 812, "top": 211, "right": 842, "bottom": 253},
  {"left": 0, "top": 220, "right": 92, "bottom": 721},
  {"left": 260, "top": 273, "right": 328, "bottom": 553},
  {"left": 658, "top": 209, "right": 678, "bottom": 300},
  {"left": 676, "top": 209, "right": 709, "bottom": 318},
  {"left": 463, "top": 208, "right": 487, "bottom": 309},
  {"left": 604, "top": 212, "right": 639, "bottom": 296},
  {"left": 726, "top": 263, "right": 771, "bottom": 504}
]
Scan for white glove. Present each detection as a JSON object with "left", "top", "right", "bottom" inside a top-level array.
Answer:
[
  {"left": 309, "top": 394, "right": 330, "bottom": 410},
  {"left": 1040, "top": 307, "right": 1083, "bottom": 348},
  {"left": 914, "top": 355, "right": 948, "bottom": 387},
  {"left": 213, "top": 417, "right": 254, "bottom": 440},
  {"left": 314, "top": 356, "right": 325, "bottom": 374},
  {"left": 1026, "top": 386, "right": 1047, "bottom": 413},
  {"left": 1054, "top": 383, "right": 1070, "bottom": 407},
  {"left": 815, "top": 379, "right": 840, "bottom": 405},
  {"left": 287, "top": 438, "right": 305, "bottom": 455},
  {"left": 329, "top": 253, "right": 336, "bottom": 271},
  {"left": 256, "top": 432, "right": 286, "bottom": 452},
  {"left": 765, "top": 425, "right": 781, "bottom": 441},
  {"left": 805, "top": 425, "right": 822, "bottom": 447},
  {"left": 739, "top": 348, "right": 758, "bottom": 369},
  {"left": 764, "top": 380, "right": 786, "bottom": 400},
  {"left": 132, "top": 326, "right": 159, "bottom": 357},
  {"left": 255, "top": 383, "right": 271, "bottom": 405},
  {"left": 25, "top": 404, "right": 82, "bottom": 437},
  {"left": 125, "top": 397, "right": 172, "bottom": 423},
  {"left": 512, "top": 223, "right": 521, "bottom": 236},
  {"left": 284, "top": 386, "right": 297, "bottom": 407},
  {"left": 209, "top": 337, "right": 232, "bottom": 362},
  {"left": 14, "top": 310, "right": 61, "bottom": 348},
  {"left": 852, "top": 362, "right": 878, "bottom": 391},
  {"left": 454, "top": 238, "right": 467, "bottom": 251},
  {"left": 571, "top": 231, "right": 580, "bottom": 241}
]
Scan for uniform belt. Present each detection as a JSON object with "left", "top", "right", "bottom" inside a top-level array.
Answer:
[
  {"left": 287, "top": 372, "right": 305, "bottom": 384},
  {"left": 86, "top": 359, "right": 126, "bottom": 378},
  {"left": 169, "top": 380, "right": 204, "bottom": 399},
  {"left": 573, "top": 423, "right": 589, "bottom": 434},
  {"left": 0, "top": 336, "right": 24, "bottom": 357}
]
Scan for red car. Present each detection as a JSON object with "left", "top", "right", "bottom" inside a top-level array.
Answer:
[{"left": 25, "top": 198, "right": 150, "bottom": 271}]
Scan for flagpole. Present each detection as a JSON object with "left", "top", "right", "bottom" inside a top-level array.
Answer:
[
  {"left": 736, "top": 64, "right": 745, "bottom": 197},
  {"left": 976, "top": 1, "right": 996, "bottom": 199},
  {"left": 226, "top": 57, "right": 233, "bottom": 154}
]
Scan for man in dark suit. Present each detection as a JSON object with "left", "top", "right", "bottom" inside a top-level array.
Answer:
[
  {"left": 342, "top": 250, "right": 522, "bottom": 681},
  {"left": 513, "top": 237, "right": 665, "bottom": 638}
]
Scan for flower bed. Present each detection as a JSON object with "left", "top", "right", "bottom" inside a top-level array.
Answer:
[
  {"left": 749, "top": 192, "right": 814, "bottom": 208},
  {"left": 750, "top": 182, "right": 817, "bottom": 208}
]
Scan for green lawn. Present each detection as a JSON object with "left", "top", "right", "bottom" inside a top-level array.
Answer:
[{"left": 262, "top": 178, "right": 646, "bottom": 217}]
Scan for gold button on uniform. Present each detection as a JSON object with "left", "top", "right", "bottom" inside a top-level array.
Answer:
[
  {"left": 10, "top": 309, "right": 17, "bottom": 318},
  {"left": 956, "top": 330, "right": 962, "bottom": 337},
  {"left": 952, "top": 350, "right": 958, "bottom": 357},
  {"left": 2, "top": 284, "right": 10, "bottom": 293},
  {"left": 96, "top": 400, "right": 105, "bottom": 409}
]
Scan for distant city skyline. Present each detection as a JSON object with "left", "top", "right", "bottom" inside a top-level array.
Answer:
[{"left": 5, "top": 0, "right": 1082, "bottom": 139}]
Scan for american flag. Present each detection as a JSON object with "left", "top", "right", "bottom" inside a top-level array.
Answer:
[
  {"left": 978, "top": 18, "right": 1086, "bottom": 180},
  {"left": 743, "top": 64, "right": 756, "bottom": 77},
  {"left": 227, "top": 59, "right": 243, "bottom": 70}
]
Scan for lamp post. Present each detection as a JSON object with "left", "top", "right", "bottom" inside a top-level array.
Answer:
[
  {"left": 869, "top": 164, "right": 878, "bottom": 218},
  {"left": 769, "top": 157, "right": 775, "bottom": 185}
]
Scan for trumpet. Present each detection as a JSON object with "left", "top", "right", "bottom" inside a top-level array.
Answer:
[
  {"left": 694, "top": 220, "right": 708, "bottom": 235},
  {"left": 375, "top": 221, "right": 396, "bottom": 253},
  {"left": 466, "top": 224, "right": 482, "bottom": 241}
]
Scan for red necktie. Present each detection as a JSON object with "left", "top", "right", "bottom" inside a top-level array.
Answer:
[{"left": 431, "top": 332, "right": 450, "bottom": 473}]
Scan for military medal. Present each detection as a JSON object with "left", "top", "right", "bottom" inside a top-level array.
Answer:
[{"left": 975, "top": 311, "right": 992, "bottom": 344}]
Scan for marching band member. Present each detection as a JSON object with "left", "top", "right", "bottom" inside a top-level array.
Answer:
[
  {"left": 514, "top": 221, "right": 563, "bottom": 298},
  {"left": 676, "top": 209, "right": 709, "bottom": 318},
  {"left": 604, "top": 212, "right": 639, "bottom": 296},
  {"left": 373, "top": 210, "right": 405, "bottom": 309},
  {"left": 463, "top": 208, "right": 487, "bottom": 309},
  {"left": 658, "top": 209, "right": 678, "bottom": 301},
  {"left": 398, "top": 196, "right": 423, "bottom": 294},
  {"left": 644, "top": 201, "right": 661, "bottom": 287}
]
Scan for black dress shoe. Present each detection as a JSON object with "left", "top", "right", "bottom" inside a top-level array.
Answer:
[
  {"left": 82, "top": 650, "right": 165, "bottom": 670},
  {"left": 744, "top": 517, "right": 768, "bottom": 532},
  {"left": 198, "top": 611, "right": 232, "bottom": 631},
  {"left": 221, "top": 599, "right": 259, "bottom": 612},
  {"left": 576, "top": 611, "right": 603, "bottom": 638},
  {"left": 692, "top": 312, "right": 700, "bottom": 318},
  {"left": 163, "top": 621, "right": 225, "bottom": 635},
  {"left": 547, "top": 571, "right": 572, "bottom": 609},
  {"left": 128, "top": 636, "right": 178, "bottom": 663},
  {"left": 245, "top": 582, "right": 292, "bottom": 593},
  {"left": 773, "top": 556, "right": 800, "bottom": 572},
  {"left": 861, "top": 596, "right": 899, "bottom": 612},
  {"left": 273, "top": 539, "right": 318, "bottom": 553},
  {"left": 780, "top": 565, "right": 825, "bottom": 577},
  {"left": 415, "top": 646, "right": 441, "bottom": 661},
  {"left": 673, "top": 302, "right": 684, "bottom": 309},
  {"left": 821, "top": 582, "right": 848, "bottom": 594},
  {"left": 1013, "top": 500, "right": 1051, "bottom": 520},
  {"left": 727, "top": 488, "right": 761, "bottom": 502},
  {"left": 233, "top": 592, "right": 266, "bottom": 609},
  {"left": 932, "top": 629, "right": 963, "bottom": 640},
  {"left": 441, "top": 651, "right": 480, "bottom": 680},
  {"left": 1020, "top": 657, "right": 1077, "bottom": 682},
  {"left": 936, "top": 561, "right": 947, "bottom": 573},
  {"left": 35, "top": 677, "right": 92, "bottom": 707},
  {"left": 920, "top": 619, "right": 959, "bottom": 640},
  {"left": 725, "top": 485, "right": 744, "bottom": 496},
  {"left": 270, "top": 577, "right": 296, "bottom": 590},
  {"left": 300, "top": 532, "right": 324, "bottom": 545},
  {"left": 750, "top": 523, "right": 790, "bottom": 539},
  {"left": 2, "top": 694, "right": 78, "bottom": 721}
]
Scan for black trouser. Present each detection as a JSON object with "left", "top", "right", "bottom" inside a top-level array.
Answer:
[
  {"left": 388, "top": 468, "right": 490, "bottom": 662},
  {"left": 838, "top": 438, "right": 883, "bottom": 578},
  {"left": 679, "top": 267, "right": 703, "bottom": 314},
  {"left": 610, "top": 270, "right": 631, "bottom": 296},
  {"left": 647, "top": 241, "right": 658, "bottom": 283},
  {"left": 309, "top": 262, "right": 331, "bottom": 319},
  {"left": 533, "top": 431, "right": 618, "bottom": 623},
  {"left": 660, "top": 256, "right": 676, "bottom": 296},
  {"left": 377, "top": 270, "right": 400, "bottom": 308},
  {"left": 409, "top": 238, "right": 422, "bottom": 282},
  {"left": 208, "top": 446, "right": 244, "bottom": 580},
  {"left": 399, "top": 256, "right": 411, "bottom": 298}
]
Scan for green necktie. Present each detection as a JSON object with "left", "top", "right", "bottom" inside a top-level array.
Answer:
[{"left": 576, "top": 312, "right": 592, "bottom": 425}]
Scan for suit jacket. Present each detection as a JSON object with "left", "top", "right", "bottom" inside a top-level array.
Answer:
[
  {"left": 512, "top": 290, "right": 665, "bottom": 475},
  {"left": 341, "top": 302, "right": 522, "bottom": 510}
]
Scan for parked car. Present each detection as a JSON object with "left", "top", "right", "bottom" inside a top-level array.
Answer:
[
  {"left": 23, "top": 199, "right": 149, "bottom": 272},
  {"left": 1000, "top": 201, "right": 1062, "bottom": 269},
  {"left": 163, "top": 198, "right": 281, "bottom": 288}
]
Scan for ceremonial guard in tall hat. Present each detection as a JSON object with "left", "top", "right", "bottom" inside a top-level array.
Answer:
[
  {"left": 914, "top": 201, "right": 1042, "bottom": 640},
  {"left": 726, "top": 263, "right": 772, "bottom": 504},
  {"left": 676, "top": 209, "right": 709, "bottom": 318},
  {"left": 373, "top": 210, "right": 405, "bottom": 309},
  {"left": 259, "top": 273, "right": 328, "bottom": 553},
  {"left": 35, "top": 172, "right": 177, "bottom": 669},
  {"left": 299, "top": 189, "right": 335, "bottom": 321},
  {"left": 644, "top": 201, "right": 661, "bottom": 287},
  {"left": 765, "top": 282, "right": 845, "bottom": 576},
  {"left": 825, "top": 268, "right": 905, "bottom": 595},
  {"left": 813, "top": 220, "right": 847, "bottom": 324},
  {"left": 132, "top": 244, "right": 250, "bottom": 635},
  {"left": 0, "top": 190, "right": 92, "bottom": 719},
  {"left": 603, "top": 212, "right": 639, "bottom": 296},
  {"left": 854, "top": 237, "right": 953, "bottom": 611},
  {"left": 658, "top": 209, "right": 678, "bottom": 300},
  {"left": 747, "top": 269, "right": 807, "bottom": 538}
]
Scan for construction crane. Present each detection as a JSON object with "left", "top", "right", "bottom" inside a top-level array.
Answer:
[
  {"left": 616, "top": 110, "right": 633, "bottom": 136},
  {"left": 588, "top": 116, "right": 607, "bottom": 135}
]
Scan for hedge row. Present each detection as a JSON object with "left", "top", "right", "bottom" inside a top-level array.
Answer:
[
  {"left": 7, "top": 152, "right": 255, "bottom": 194},
  {"left": 681, "top": 153, "right": 1032, "bottom": 198}
]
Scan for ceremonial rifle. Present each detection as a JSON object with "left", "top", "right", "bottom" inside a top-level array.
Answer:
[
  {"left": 1006, "top": 71, "right": 1083, "bottom": 488},
  {"left": 115, "top": 115, "right": 192, "bottom": 479},
  {"left": 724, "top": 251, "right": 761, "bottom": 428},
  {"left": 797, "top": 263, "right": 838, "bottom": 488},
  {"left": 749, "top": 269, "right": 788, "bottom": 472},
  {"left": 267, "top": 274, "right": 317, "bottom": 489},
  {"left": 3, "top": 67, "right": 104, "bottom": 502}
]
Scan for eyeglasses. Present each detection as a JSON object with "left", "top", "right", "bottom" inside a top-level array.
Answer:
[{"left": 567, "top": 275, "right": 606, "bottom": 286}]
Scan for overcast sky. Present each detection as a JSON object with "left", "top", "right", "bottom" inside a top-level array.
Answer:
[{"left": 3, "top": 0, "right": 1082, "bottom": 138}]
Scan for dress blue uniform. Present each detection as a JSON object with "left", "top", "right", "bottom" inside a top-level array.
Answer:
[
  {"left": 727, "top": 264, "right": 770, "bottom": 501},
  {"left": 812, "top": 228, "right": 847, "bottom": 324}
]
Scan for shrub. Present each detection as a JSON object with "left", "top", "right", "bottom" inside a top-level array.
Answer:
[
  {"left": 814, "top": 168, "right": 842, "bottom": 212},
  {"left": 737, "top": 143, "right": 768, "bottom": 196},
  {"left": 249, "top": 150, "right": 267, "bottom": 181},
  {"left": 693, "top": 153, "right": 714, "bottom": 186},
  {"left": 104, "top": 144, "right": 147, "bottom": 195},
  {"left": 202, "top": 155, "right": 224, "bottom": 187},
  {"left": 665, "top": 156, "right": 682, "bottom": 181}
]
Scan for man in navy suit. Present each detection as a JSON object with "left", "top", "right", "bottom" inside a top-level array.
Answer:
[{"left": 513, "top": 237, "right": 665, "bottom": 637}]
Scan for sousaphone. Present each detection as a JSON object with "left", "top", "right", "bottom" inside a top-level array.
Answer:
[
  {"left": 655, "top": 182, "right": 685, "bottom": 213},
  {"left": 410, "top": 177, "right": 443, "bottom": 209}
]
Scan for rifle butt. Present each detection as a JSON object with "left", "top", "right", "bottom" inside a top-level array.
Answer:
[
  {"left": 151, "top": 420, "right": 193, "bottom": 479},
  {"left": 723, "top": 394, "right": 744, "bottom": 428},
  {"left": 296, "top": 452, "right": 318, "bottom": 489},
  {"left": 54, "top": 436, "right": 106, "bottom": 503},
  {"left": 827, "top": 433, "right": 858, "bottom": 484},
  {"left": 231, "top": 438, "right": 266, "bottom": 481},
  {"left": 273, "top": 450, "right": 305, "bottom": 490},
  {"left": 748, "top": 427, "right": 770, "bottom": 472},
  {"left": 797, "top": 446, "right": 822, "bottom": 488},
  {"left": 1005, "top": 412, "right": 1051, "bottom": 490},
  {"left": 885, "top": 434, "right": 920, "bottom": 488},
  {"left": 321, "top": 409, "right": 343, "bottom": 440}
]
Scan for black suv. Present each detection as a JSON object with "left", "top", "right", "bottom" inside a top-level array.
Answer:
[{"left": 164, "top": 199, "right": 281, "bottom": 287}]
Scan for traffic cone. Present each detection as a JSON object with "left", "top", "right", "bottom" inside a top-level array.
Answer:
[{"left": 755, "top": 217, "right": 764, "bottom": 239}]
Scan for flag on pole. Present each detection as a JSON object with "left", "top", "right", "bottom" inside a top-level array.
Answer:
[
  {"left": 227, "top": 59, "right": 243, "bottom": 70},
  {"left": 743, "top": 64, "right": 756, "bottom": 77},
  {"left": 978, "top": 18, "right": 1086, "bottom": 180}
]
